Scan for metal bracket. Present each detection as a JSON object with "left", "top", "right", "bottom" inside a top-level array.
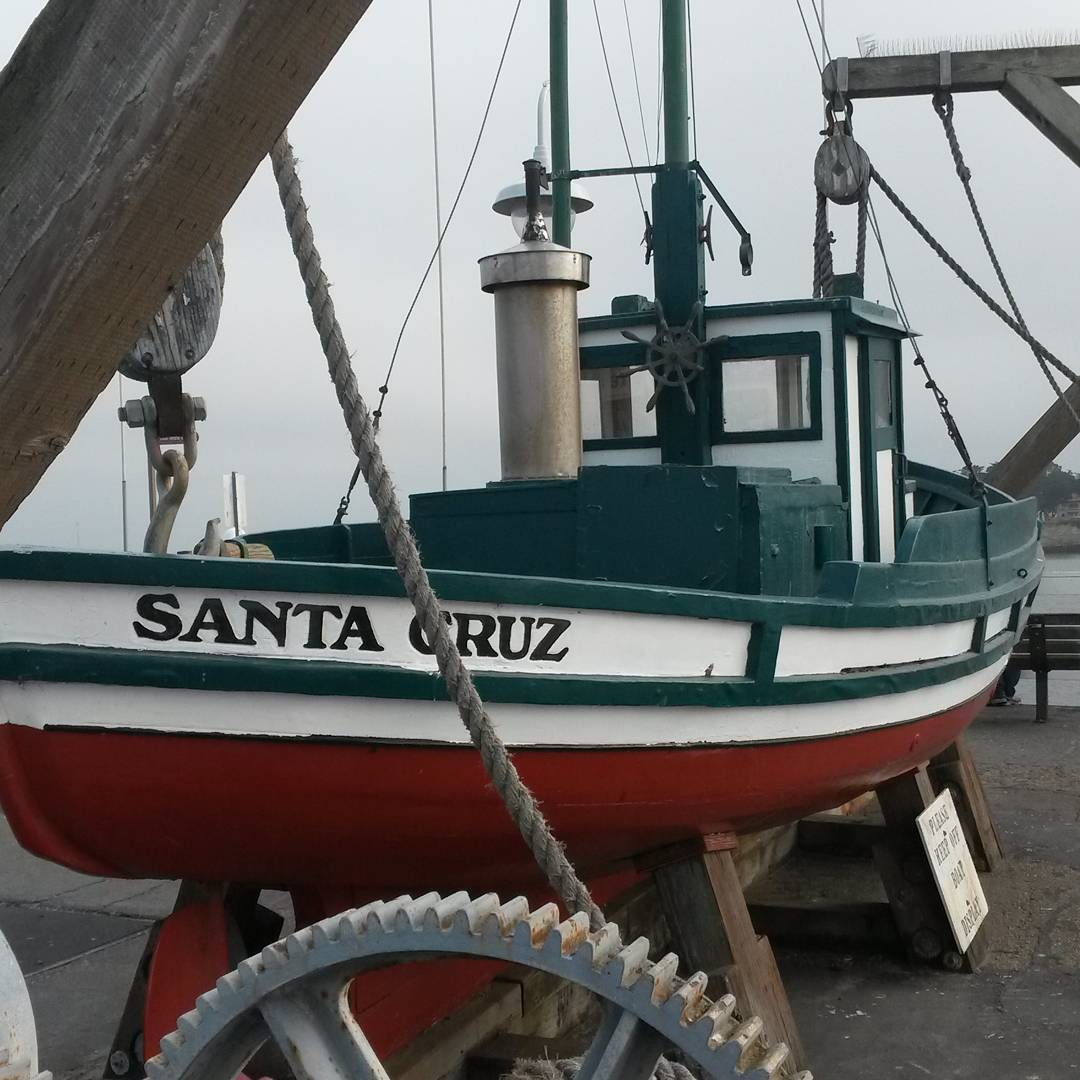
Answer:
[
  {"left": 693, "top": 162, "right": 753, "bottom": 276},
  {"left": 938, "top": 50, "right": 952, "bottom": 91}
]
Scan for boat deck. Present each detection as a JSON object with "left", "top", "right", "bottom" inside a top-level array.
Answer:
[{"left": 3, "top": 702, "right": 1078, "bottom": 1079}]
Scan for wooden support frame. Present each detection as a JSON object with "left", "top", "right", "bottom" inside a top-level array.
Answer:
[
  {"left": 872, "top": 766, "right": 987, "bottom": 972},
  {"left": 0, "top": 0, "right": 373, "bottom": 526},
  {"left": 821, "top": 44, "right": 1080, "bottom": 496},
  {"left": 640, "top": 834, "right": 807, "bottom": 1069},
  {"left": 822, "top": 45, "right": 1080, "bottom": 100},
  {"left": 755, "top": 742, "right": 1001, "bottom": 973}
]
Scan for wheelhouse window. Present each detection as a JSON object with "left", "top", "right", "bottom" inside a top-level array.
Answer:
[
  {"left": 580, "top": 366, "right": 657, "bottom": 441},
  {"left": 708, "top": 332, "right": 822, "bottom": 444},
  {"left": 872, "top": 358, "right": 894, "bottom": 429},
  {"left": 720, "top": 354, "right": 810, "bottom": 433}
]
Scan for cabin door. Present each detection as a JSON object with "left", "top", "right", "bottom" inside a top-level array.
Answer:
[{"left": 859, "top": 338, "right": 901, "bottom": 561}]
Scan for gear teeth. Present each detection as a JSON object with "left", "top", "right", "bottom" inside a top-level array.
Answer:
[
  {"left": 611, "top": 936, "right": 651, "bottom": 988},
  {"left": 176, "top": 1011, "right": 199, "bottom": 1042},
  {"left": 489, "top": 895, "right": 530, "bottom": 937},
  {"left": 582, "top": 922, "right": 623, "bottom": 967},
  {"left": 746, "top": 1040, "right": 792, "bottom": 1079},
  {"left": 426, "top": 891, "right": 470, "bottom": 931},
  {"left": 546, "top": 912, "right": 590, "bottom": 958},
  {"left": 398, "top": 892, "right": 441, "bottom": 931},
  {"left": 158, "top": 1030, "right": 186, "bottom": 1066},
  {"left": 667, "top": 970, "right": 709, "bottom": 1023},
  {"left": 515, "top": 902, "right": 561, "bottom": 948},
  {"left": 284, "top": 928, "right": 312, "bottom": 959},
  {"left": 311, "top": 917, "right": 337, "bottom": 949},
  {"left": 695, "top": 992, "right": 738, "bottom": 1049},
  {"left": 642, "top": 953, "right": 679, "bottom": 1005},
  {"left": 729, "top": 1015, "right": 765, "bottom": 1069},
  {"left": 260, "top": 940, "right": 289, "bottom": 970},
  {"left": 365, "top": 894, "right": 413, "bottom": 931},
  {"left": 144, "top": 1058, "right": 167, "bottom": 1080},
  {"left": 237, "top": 955, "right": 263, "bottom": 989},
  {"left": 452, "top": 893, "right": 498, "bottom": 934}
]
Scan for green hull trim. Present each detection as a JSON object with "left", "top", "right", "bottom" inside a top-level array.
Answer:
[
  {"left": 0, "top": 634, "right": 1013, "bottom": 709},
  {"left": 0, "top": 536, "right": 1039, "bottom": 631}
]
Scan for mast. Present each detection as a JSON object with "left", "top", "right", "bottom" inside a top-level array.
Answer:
[
  {"left": 654, "top": 0, "right": 708, "bottom": 464},
  {"left": 550, "top": 0, "right": 572, "bottom": 246}
]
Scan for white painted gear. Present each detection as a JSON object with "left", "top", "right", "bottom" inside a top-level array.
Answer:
[
  {"left": 0, "top": 929, "right": 50, "bottom": 1080},
  {"left": 144, "top": 892, "right": 811, "bottom": 1080}
]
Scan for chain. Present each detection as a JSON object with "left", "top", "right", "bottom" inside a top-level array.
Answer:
[{"left": 933, "top": 91, "right": 1076, "bottom": 416}]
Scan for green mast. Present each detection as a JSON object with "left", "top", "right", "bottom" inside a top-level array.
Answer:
[
  {"left": 550, "top": 0, "right": 571, "bottom": 247},
  {"left": 654, "top": 0, "right": 708, "bottom": 464}
]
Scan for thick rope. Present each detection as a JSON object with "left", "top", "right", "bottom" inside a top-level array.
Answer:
[
  {"left": 812, "top": 191, "right": 834, "bottom": 298},
  {"left": 269, "top": 132, "right": 604, "bottom": 931},
  {"left": 870, "top": 165, "right": 1080, "bottom": 394},
  {"left": 855, "top": 189, "right": 868, "bottom": 283},
  {"left": 933, "top": 91, "right": 1073, "bottom": 413}
]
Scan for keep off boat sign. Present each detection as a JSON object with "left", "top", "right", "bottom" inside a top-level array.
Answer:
[{"left": 917, "top": 789, "right": 988, "bottom": 952}]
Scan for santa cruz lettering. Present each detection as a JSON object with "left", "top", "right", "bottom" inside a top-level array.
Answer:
[{"left": 132, "top": 593, "right": 571, "bottom": 663}]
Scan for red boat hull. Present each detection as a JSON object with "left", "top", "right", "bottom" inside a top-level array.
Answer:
[{"left": 0, "top": 686, "right": 990, "bottom": 897}]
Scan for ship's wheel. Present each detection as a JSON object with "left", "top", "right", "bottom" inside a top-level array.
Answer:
[{"left": 144, "top": 892, "right": 808, "bottom": 1080}]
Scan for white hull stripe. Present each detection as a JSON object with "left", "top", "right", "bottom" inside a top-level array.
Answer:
[
  {"left": 0, "top": 660, "right": 1005, "bottom": 748},
  {"left": 0, "top": 580, "right": 1013, "bottom": 681}
]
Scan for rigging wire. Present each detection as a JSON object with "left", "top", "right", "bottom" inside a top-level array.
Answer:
[
  {"left": 333, "top": 0, "right": 524, "bottom": 523},
  {"left": 793, "top": 0, "right": 823, "bottom": 77},
  {"left": 426, "top": 0, "right": 448, "bottom": 492},
  {"left": 621, "top": 0, "right": 653, "bottom": 165},
  {"left": 687, "top": 0, "right": 699, "bottom": 161},
  {"left": 654, "top": 4, "right": 664, "bottom": 162},
  {"left": 591, "top": 0, "right": 648, "bottom": 216}
]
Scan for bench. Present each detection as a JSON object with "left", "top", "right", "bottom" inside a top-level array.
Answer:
[{"left": 1010, "top": 613, "right": 1080, "bottom": 723}]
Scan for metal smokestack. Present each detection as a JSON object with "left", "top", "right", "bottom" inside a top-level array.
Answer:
[{"left": 479, "top": 159, "right": 590, "bottom": 482}]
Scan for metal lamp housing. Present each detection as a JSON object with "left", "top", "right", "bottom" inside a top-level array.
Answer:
[{"left": 479, "top": 240, "right": 590, "bottom": 482}]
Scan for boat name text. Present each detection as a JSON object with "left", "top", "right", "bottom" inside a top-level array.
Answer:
[{"left": 132, "top": 592, "right": 571, "bottom": 662}]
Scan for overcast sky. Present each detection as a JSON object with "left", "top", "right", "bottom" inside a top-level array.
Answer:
[{"left": 3, "top": 0, "right": 1080, "bottom": 551}]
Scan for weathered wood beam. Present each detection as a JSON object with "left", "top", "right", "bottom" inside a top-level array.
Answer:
[
  {"left": 0, "top": 0, "right": 373, "bottom": 527},
  {"left": 823, "top": 45, "right": 1080, "bottom": 100},
  {"left": 1001, "top": 69, "right": 1080, "bottom": 169},
  {"left": 987, "top": 380, "right": 1080, "bottom": 496}
]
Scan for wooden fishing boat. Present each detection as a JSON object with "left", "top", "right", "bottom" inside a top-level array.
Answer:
[
  {"left": 0, "top": 291, "right": 1041, "bottom": 896},
  {"left": 0, "top": 1, "right": 1045, "bottom": 1069}
]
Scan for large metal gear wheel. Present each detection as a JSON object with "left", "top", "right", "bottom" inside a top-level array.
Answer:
[{"left": 145, "top": 892, "right": 811, "bottom": 1080}]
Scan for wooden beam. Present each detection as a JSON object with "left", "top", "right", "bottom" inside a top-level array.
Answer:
[
  {"left": 0, "top": 0, "right": 373, "bottom": 526},
  {"left": 823, "top": 45, "right": 1080, "bottom": 100},
  {"left": 987, "top": 379, "right": 1080, "bottom": 495},
  {"left": 1001, "top": 69, "right": 1080, "bottom": 169}
]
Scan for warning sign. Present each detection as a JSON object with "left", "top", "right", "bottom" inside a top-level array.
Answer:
[{"left": 916, "top": 788, "right": 988, "bottom": 952}]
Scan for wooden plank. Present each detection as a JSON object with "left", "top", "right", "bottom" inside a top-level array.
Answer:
[
  {"left": 0, "top": 0, "right": 373, "bottom": 525},
  {"left": 749, "top": 900, "right": 901, "bottom": 952},
  {"left": 823, "top": 45, "right": 1080, "bottom": 100},
  {"left": 987, "top": 380, "right": 1080, "bottom": 496},
  {"left": 926, "top": 736, "right": 1004, "bottom": 873},
  {"left": 1001, "top": 69, "right": 1080, "bottom": 170},
  {"left": 651, "top": 849, "right": 806, "bottom": 1066},
  {"left": 873, "top": 767, "right": 988, "bottom": 971},
  {"left": 798, "top": 812, "right": 887, "bottom": 858}
]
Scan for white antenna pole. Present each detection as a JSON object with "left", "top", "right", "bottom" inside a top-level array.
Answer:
[
  {"left": 427, "top": 0, "right": 449, "bottom": 492},
  {"left": 535, "top": 81, "right": 551, "bottom": 169},
  {"left": 117, "top": 372, "right": 129, "bottom": 551}
]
